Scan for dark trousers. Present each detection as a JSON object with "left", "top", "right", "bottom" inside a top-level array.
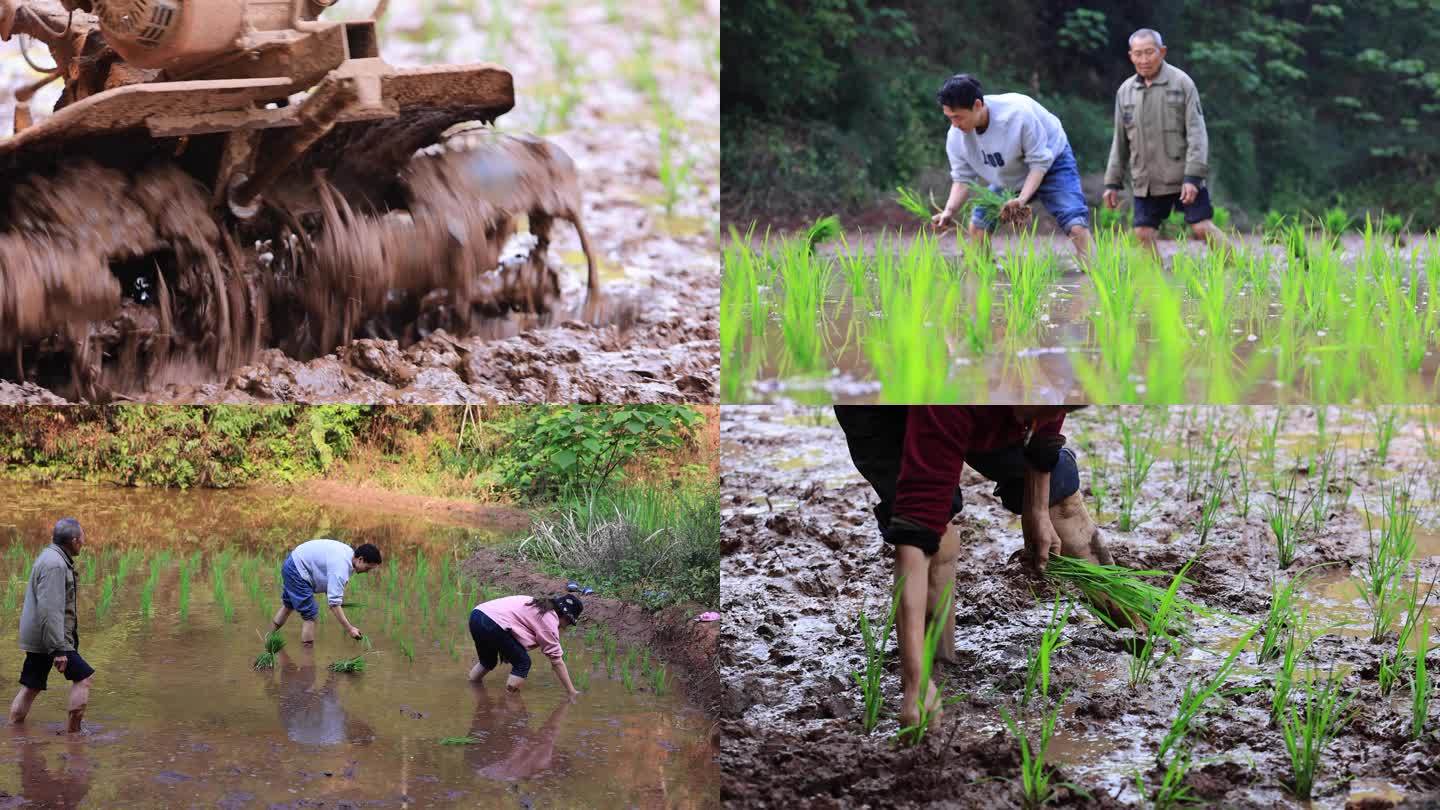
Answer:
[
  {"left": 833, "top": 406, "right": 1080, "bottom": 542},
  {"left": 469, "top": 609, "right": 532, "bottom": 678}
]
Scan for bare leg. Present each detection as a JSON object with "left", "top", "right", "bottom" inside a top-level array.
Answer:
[
  {"left": 301, "top": 619, "right": 316, "bottom": 646},
  {"left": 505, "top": 674, "right": 526, "bottom": 692},
  {"left": 9, "top": 686, "right": 39, "bottom": 724},
  {"left": 270, "top": 606, "right": 292, "bottom": 632},
  {"left": 1134, "top": 226, "right": 1161, "bottom": 262},
  {"left": 1190, "top": 219, "right": 1232, "bottom": 254},
  {"left": 896, "top": 545, "right": 941, "bottom": 733},
  {"left": 1067, "top": 224, "right": 1095, "bottom": 270},
  {"left": 66, "top": 677, "right": 91, "bottom": 733},
  {"left": 965, "top": 221, "right": 992, "bottom": 259},
  {"left": 468, "top": 662, "right": 491, "bottom": 683},
  {"left": 927, "top": 523, "right": 962, "bottom": 663}
]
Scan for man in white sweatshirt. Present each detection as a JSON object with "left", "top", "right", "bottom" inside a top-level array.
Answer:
[
  {"left": 929, "top": 74, "right": 1095, "bottom": 264},
  {"left": 271, "top": 538, "right": 383, "bottom": 645}
]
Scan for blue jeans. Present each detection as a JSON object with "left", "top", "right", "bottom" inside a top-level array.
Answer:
[
  {"left": 972, "top": 144, "right": 1090, "bottom": 233},
  {"left": 280, "top": 555, "right": 318, "bottom": 621}
]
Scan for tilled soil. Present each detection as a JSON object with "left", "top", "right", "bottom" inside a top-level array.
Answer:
[
  {"left": 0, "top": 0, "right": 718, "bottom": 404},
  {"left": 720, "top": 405, "right": 1440, "bottom": 808}
]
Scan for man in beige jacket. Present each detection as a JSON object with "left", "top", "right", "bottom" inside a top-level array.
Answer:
[
  {"left": 9, "top": 518, "right": 95, "bottom": 733},
  {"left": 1102, "top": 29, "right": 1226, "bottom": 254}
]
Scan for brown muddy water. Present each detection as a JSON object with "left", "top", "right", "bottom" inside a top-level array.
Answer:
[
  {"left": 0, "top": 0, "right": 719, "bottom": 405},
  {"left": 0, "top": 483, "right": 718, "bottom": 808},
  {"left": 720, "top": 405, "right": 1440, "bottom": 808},
  {"left": 731, "top": 233, "right": 1439, "bottom": 405}
]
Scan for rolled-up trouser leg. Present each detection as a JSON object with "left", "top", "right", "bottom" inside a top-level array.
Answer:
[{"left": 833, "top": 406, "right": 963, "bottom": 542}]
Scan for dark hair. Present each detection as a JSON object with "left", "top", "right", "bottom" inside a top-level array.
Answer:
[
  {"left": 526, "top": 595, "right": 557, "bottom": 615},
  {"left": 937, "top": 74, "right": 984, "bottom": 109},
  {"left": 354, "top": 543, "right": 382, "bottom": 564},
  {"left": 52, "top": 518, "right": 82, "bottom": 546}
]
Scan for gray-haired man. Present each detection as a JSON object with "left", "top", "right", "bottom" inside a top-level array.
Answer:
[
  {"left": 1102, "top": 29, "right": 1226, "bottom": 254},
  {"left": 10, "top": 518, "right": 95, "bottom": 733}
]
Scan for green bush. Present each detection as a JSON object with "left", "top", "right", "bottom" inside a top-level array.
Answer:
[{"left": 490, "top": 406, "right": 703, "bottom": 499}]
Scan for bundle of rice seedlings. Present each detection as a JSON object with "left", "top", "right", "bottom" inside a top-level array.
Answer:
[
  {"left": 254, "top": 631, "right": 285, "bottom": 670},
  {"left": 329, "top": 654, "right": 370, "bottom": 674},
  {"left": 440, "top": 736, "right": 478, "bottom": 745},
  {"left": 1045, "top": 556, "right": 1211, "bottom": 640}
]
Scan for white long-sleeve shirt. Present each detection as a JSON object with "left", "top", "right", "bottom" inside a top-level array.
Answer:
[
  {"left": 290, "top": 538, "right": 355, "bottom": 606},
  {"left": 945, "top": 92, "right": 1070, "bottom": 191}
]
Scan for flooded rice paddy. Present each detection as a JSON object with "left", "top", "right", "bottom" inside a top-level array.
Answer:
[
  {"left": 721, "top": 229, "right": 1440, "bottom": 404},
  {"left": 0, "top": 483, "right": 718, "bottom": 808},
  {"left": 720, "top": 405, "right": 1440, "bottom": 808}
]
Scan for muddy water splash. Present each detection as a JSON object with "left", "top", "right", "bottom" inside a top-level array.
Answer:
[{"left": 0, "top": 134, "right": 599, "bottom": 401}]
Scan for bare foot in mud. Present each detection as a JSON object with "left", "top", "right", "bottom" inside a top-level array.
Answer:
[{"left": 899, "top": 679, "right": 943, "bottom": 737}]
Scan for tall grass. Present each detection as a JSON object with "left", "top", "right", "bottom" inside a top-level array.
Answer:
[{"left": 520, "top": 484, "right": 718, "bottom": 607}]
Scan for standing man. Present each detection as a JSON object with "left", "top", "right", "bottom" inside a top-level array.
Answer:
[
  {"left": 271, "top": 538, "right": 383, "bottom": 645},
  {"left": 929, "top": 74, "right": 1095, "bottom": 266},
  {"left": 10, "top": 518, "right": 96, "bottom": 733},
  {"left": 1103, "top": 29, "right": 1227, "bottom": 254}
]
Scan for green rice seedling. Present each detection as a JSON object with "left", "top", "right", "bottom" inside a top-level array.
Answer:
[
  {"left": 1232, "top": 431, "right": 1253, "bottom": 520},
  {"left": 1307, "top": 441, "right": 1339, "bottom": 534},
  {"left": 1138, "top": 748, "right": 1201, "bottom": 810},
  {"left": 1128, "top": 556, "right": 1201, "bottom": 687},
  {"left": 1369, "top": 406, "right": 1400, "bottom": 465},
  {"left": 1258, "top": 408, "right": 1285, "bottom": 491},
  {"left": 1413, "top": 614, "right": 1430, "bottom": 739},
  {"left": 1258, "top": 565, "right": 1334, "bottom": 663},
  {"left": 1380, "top": 573, "right": 1437, "bottom": 695},
  {"left": 897, "top": 581, "right": 956, "bottom": 747},
  {"left": 1022, "top": 598, "right": 1071, "bottom": 707},
  {"left": 1319, "top": 205, "right": 1351, "bottom": 237},
  {"left": 894, "top": 186, "right": 937, "bottom": 222},
  {"left": 651, "top": 664, "right": 668, "bottom": 695},
  {"left": 95, "top": 575, "right": 115, "bottom": 619},
  {"left": 1045, "top": 556, "right": 1208, "bottom": 643},
  {"left": 1116, "top": 415, "right": 1160, "bottom": 531},
  {"left": 211, "top": 564, "right": 234, "bottom": 622},
  {"left": 1156, "top": 624, "right": 1258, "bottom": 765},
  {"left": 852, "top": 579, "right": 902, "bottom": 733},
  {"left": 329, "top": 654, "right": 370, "bottom": 674},
  {"left": 621, "top": 649, "right": 636, "bottom": 692},
  {"left": 862, "top": 231, "right": 963, "bottom": 402},
  {"left": 656, "top": 108, "right": 695, "bottom": 216},
  {"left": 440, "top": 736, "right": 478, "bottom": 745},
  {"left": 399, "top": 635, "right": 415, "bottom": 663},
  {"left": 1263, "top": 474, "right": 1317, "bottom": 569},
  {"left": 176, "top": 562, "right": 191, "bottom": 616},
  {"left": 572, "top": 662, "right": 590, "bottom": 691},
  {"left": 254, "top": 630, "right": 285, "bottom": 670},
  {"left": 1357, "top": 479, "right": 1417, "bottom": 641},
  {"left": 1271, "top": 606, "right": 1314, "bottom": 726},
  {"left": 959, "top": 182, "right": 1020, "bottom": 228},
  {"left": 1280, "top": 665, "right": 1356, "bottom": 800},
  {"left": 82, "top": 555, "right": 96, "bottom": 586},
  {"left": 999, "top": 698, "right": 1083, "bottom": 809},
  {"left": 1195, "top": 485, "right": 1225, "bottom": 546}
]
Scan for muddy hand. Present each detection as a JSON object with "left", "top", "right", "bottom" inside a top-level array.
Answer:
[{"left": 1049, "top": 494, "right": 1145, "bottom": 632}]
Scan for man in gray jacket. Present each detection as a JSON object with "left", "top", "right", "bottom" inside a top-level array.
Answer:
[
  {"left": 9, "top": 518, "right": 95, "bottom": 733},
  {"left": 1102, "top": 29, "right": 1226, "bottom": 254}
]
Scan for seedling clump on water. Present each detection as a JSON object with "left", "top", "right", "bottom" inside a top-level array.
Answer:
[{"left": 254, "top": 631, "right": 286, "bottom": 670}]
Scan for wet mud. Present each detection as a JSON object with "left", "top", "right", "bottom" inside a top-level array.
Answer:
[
  {"left": 0, "top": 0, "right": 719, "bottom": 405},
  {"left": 720, "top": 405, "right": 1440, "bottom": 808}
]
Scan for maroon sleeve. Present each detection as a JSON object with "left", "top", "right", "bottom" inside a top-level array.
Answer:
[
  {"left": 892, "top": 407, "right": 974, "bottom": 541},
  {"left": 1033, "top": 412, "right": 1065, "bottom": 437}
]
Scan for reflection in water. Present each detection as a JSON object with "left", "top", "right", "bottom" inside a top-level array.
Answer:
[
  {"left": 11, "top": 727, "right": 91, "bottom": 808},
  {"left": 466, "top": 686, "right": 570, "bottom": 782},
  {"left": 268, "top": 646, "right": 374, "bottom": 748}
]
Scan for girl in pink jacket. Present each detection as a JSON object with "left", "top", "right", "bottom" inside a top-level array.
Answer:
[{"left": 468, "top": 594, "right": 583, "bottom": 697}]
